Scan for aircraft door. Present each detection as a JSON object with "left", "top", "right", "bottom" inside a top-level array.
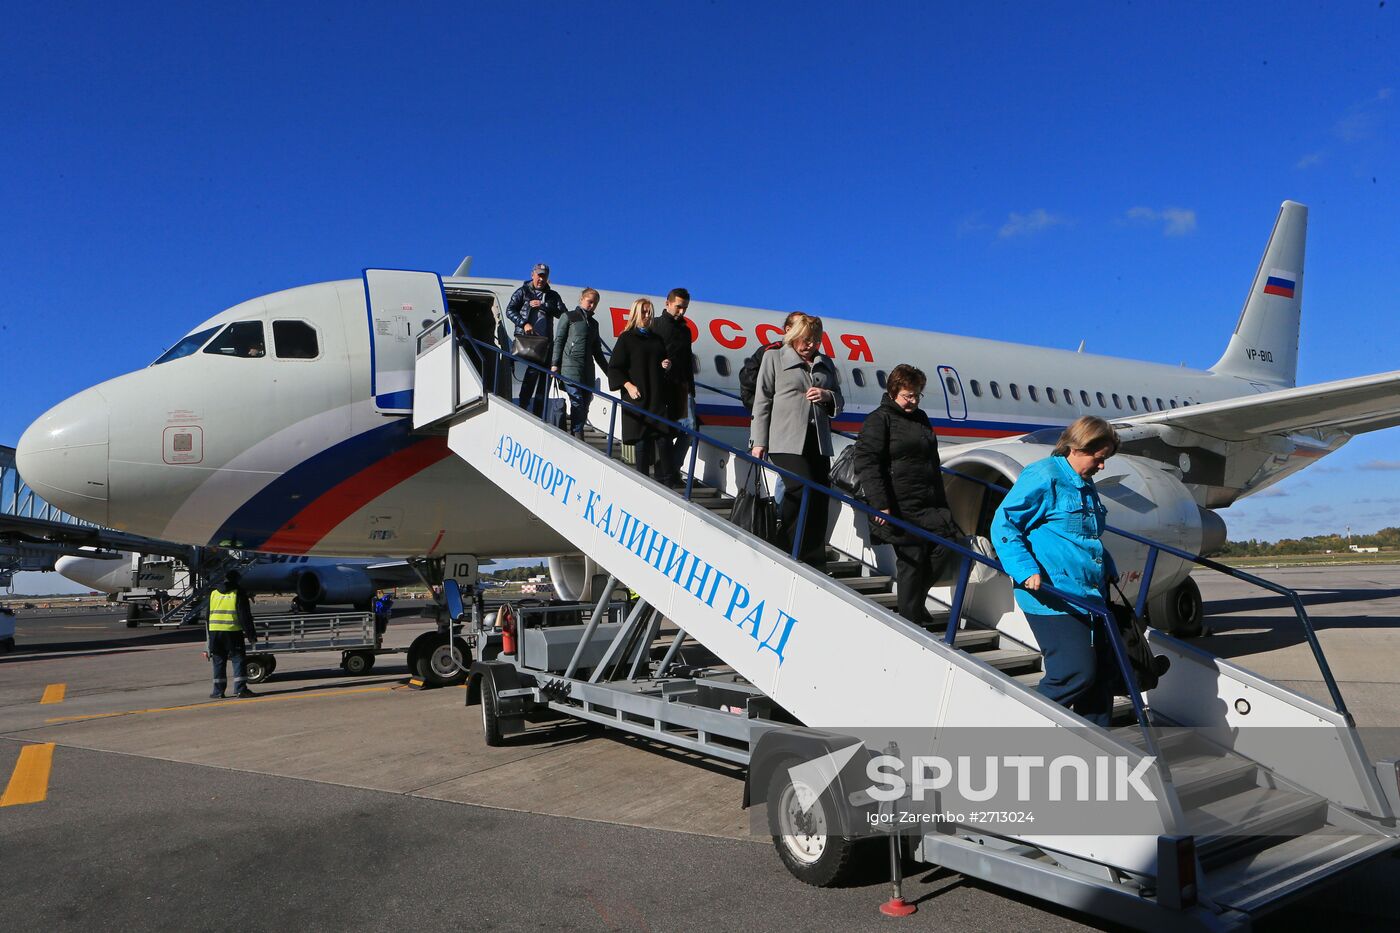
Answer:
[
  {"left": 937, "top": 365, "right": 967, "bottom": 420},
  {"left": 364, "top": 269, "right": 447, "bottom": 413}
]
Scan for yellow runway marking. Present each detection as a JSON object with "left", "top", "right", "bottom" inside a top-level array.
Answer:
[
  {"left": 44, "top": 685, "right": 395, "bottom": 724},
  {"left": 1, "top": 743, "right": 55, "bottom": 807},
  {"left": 40, "top": 684, "right": 66, "bottom": 705}
]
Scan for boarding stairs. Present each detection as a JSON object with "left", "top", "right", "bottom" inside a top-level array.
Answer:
[
  {"left": 155, "top": 550, "right": 255, "bottom": 627},
  {"left": 412, "top": 321, "right": 1399, "bottom": 929}
]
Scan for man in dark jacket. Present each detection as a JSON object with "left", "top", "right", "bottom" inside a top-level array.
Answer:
[
  {"left": 205, "top": 569, "right": 258, "bottom": 698},
  {"left": 852, "top": 364, "right": 956, "bottom": 625},
  {"left": 551, "top": 287, "right": 610, "bottom": 437},
  {"left": 505, "top": 263, "right": 568, "bottom": 417},
  {"left": 650, "top": 287, "right": 694, "bottom": 480}
]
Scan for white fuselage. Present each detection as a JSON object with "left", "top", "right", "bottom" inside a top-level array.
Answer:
[{"left": 15, "top": 275, "right": 1332, "bottom": 559}]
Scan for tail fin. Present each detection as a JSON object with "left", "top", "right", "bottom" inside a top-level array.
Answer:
[{"left": 1210, "top": 201, "right": 1306, "bottom": 388}]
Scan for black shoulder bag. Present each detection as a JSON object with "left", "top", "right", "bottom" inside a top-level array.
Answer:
[{"left": 1107, "top": 583, "right": 1171, "bottom": 694}]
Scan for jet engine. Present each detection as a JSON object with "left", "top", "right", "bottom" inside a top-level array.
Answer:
[
  {"left": 942, "top": 438, "right": 1226, "bottom": 636},
  {"left": 548, "top": 554, "right": 603, "bottom": 601},
  {"left": 295, "top": 565, "right": 375, "bottom": 609}
]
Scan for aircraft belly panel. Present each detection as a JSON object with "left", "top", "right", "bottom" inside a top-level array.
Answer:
[{"left": 293, "top": 456, "right": 570, "bottom": 558}]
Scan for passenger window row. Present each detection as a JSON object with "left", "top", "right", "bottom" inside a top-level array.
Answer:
[
  {"left": 697, "top": 353, "right": 1192, "bottom": 414},
  {"left": 963, "top": 379, "right": 1188, "bottom": 411}
]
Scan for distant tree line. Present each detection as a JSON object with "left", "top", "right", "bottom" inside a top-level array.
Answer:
[
  {"left": 486, "top": 563, "right": 548, "bottom": 582},
  {"left": 1216, "top": 527, "right": 1400, "bottom": 557}
]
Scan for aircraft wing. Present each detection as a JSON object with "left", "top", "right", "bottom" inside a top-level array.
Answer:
[
  {"left": 363, "top": 560, "right": 427, "bottom": 587},
  {"left": 1121, "top": 370, "right": 1400, "bottom": 442}
]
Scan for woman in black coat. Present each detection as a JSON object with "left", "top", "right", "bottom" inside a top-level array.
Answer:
[
  {"left": 607, "top": 298, "right": 678, "bottom": 484},
  {"left": 852, "top": 363, "right": 956, "bottom": 625}
]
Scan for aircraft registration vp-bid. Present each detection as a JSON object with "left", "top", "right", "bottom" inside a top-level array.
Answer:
[{"left": 17, "top": 201, "right": 1400, "bottom": 616}]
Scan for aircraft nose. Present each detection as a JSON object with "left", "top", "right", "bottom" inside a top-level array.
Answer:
[{"left": 15, "top": 387, "right": 111, "bottom": 525}]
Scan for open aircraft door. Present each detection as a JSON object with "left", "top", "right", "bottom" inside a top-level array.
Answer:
[
  {"left": 364, "top": 269, "right": 447, "bottom": 414},
  {"left": 937, "top": 364, "right": 967, "bottom": 420}
]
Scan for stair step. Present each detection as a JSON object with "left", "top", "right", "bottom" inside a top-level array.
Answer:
[
  {"left": 951, "top": 627, "right": 1000, "bottom": 650},
  {"left": 1203, "top": 831, "right": 1398, "bottom": 914},
  {"left": 1168, "top": 752, "right": 1259, "bottom": 802},
  {"left": 842, "top": 575, "right": 894, "bottom": 593},
  {"left": 977, "top": 648, "right": 1043, "bottom": 673},
  {"left": 695, "top": 498, "right": 734, "bottom": 512},
  {"left": 826, "top": 560, "right": 863, "bottom": 578},
  {"left": 1189, "top": 787, "right": 1329, "bottom": 865},
  {"left": 1109, "top": 725, "right": 1196, "bottom": 755},
  {"left": 869, "top": 592, "right": 900, "bottom": 609}
]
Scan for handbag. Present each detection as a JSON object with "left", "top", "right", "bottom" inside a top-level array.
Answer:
[
  {"left": 965, "top": 535, "right": 999, "bottom": 585},
  {"left": 1107, "top": 583, "right": 1171, "bottom": 694},
  {"left": 730, "top": 466, "right": 778, "bottom": 543},
  {"left": 511, "top": 332, "right": 551, "bottom": 366},
  {"left": 830, "top": 444, "right": 864, "bottom": 497}
]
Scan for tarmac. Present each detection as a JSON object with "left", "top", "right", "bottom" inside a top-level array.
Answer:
[{"left": 3, "top": 566, "right": 1400, "bottom": 931}]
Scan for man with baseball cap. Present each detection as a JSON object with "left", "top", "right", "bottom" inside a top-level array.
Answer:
[{"left": 505, "top": 263, "right": 568, "bottom": 417}]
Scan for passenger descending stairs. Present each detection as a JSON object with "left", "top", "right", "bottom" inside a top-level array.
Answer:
[{"left": 424, "top": 362, "right": 1398, "bottom": 925}]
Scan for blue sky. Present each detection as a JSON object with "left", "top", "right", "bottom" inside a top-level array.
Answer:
[{"left": 2, "top": 1, "right": 1397, "bottom": 593}]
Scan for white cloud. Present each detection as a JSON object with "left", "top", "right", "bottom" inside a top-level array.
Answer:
[
  {"left": 1359, "top": 460, "right": 1400, "bottom": 471},
  {"left": 998, "top": 209, "right": 1069, "bottom": 238},
  {"left": 957, "top": 212, "right": 990, "bottom": 237},
  {"left": 1333, "top": 87, "right": 1393, "bottom": 142},
  {"left": 1295, "top": 152, "right": 1324, "bottom": 170},
  {"left": 1125, "top": 206, "right": 1197, "bottom": 236}
]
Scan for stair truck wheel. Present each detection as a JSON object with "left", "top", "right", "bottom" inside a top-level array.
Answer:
[
  {"left": 481, "top": 675, "right": 504, "bottom": 746},
  {"left": 344, "top": 650, "right": 375, "bottom": 675},
  {"left": 1148, "top": 577, "right": 1205, "bottom": 638},
  {"left": 245, "top": 655, "right": 274, "bottom": 684},
  {"left": 416, "top": 635, "right": 471, "bottom": 687},
  {"left": 766, "top": 761, "right": 862, "bottom": 887}
]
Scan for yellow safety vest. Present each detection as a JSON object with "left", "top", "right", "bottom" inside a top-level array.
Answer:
[{"left": 208, "top": 589, "right": 242, "bottom": 632}]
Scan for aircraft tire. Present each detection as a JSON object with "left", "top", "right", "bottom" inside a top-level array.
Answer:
[
  {"left": 765, "top": 761, "right": 864, "bottom": 887},
  {"left": 1148, "top": 577, "right": 1205, "bottom": 638},
  {"left": 481, "top": 675, "right": 504, "bottom": 746},
  {"left": 245, "top": 655, "right": 275, "bottom": 684},
  {"left": 415, "top": 635, "right": 471, "bottom": 687},
  {"left": 406, "top": 631, "right": 438, "bottom": 678}
]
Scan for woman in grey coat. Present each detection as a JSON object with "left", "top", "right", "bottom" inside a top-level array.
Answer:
[
  {"left": 551, "top": 287, "right": 610, "bottom": 437},
  {"left": 750, "top": 314, "right": 844, "bottom": 568}
]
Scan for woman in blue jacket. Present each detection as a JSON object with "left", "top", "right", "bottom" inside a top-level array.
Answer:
[{"left": 992, "top": 416, "right": 1120, "bottom": 726}]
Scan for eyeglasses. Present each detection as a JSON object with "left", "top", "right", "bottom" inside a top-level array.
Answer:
[{"left": 896, "top": 391, "right": 923, "bottom": 401}]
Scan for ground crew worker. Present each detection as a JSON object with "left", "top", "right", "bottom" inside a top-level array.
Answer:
[
  {"left": 206, "top": 570, "right": 257, "bottom": 699},
  {"left": 372, "top": 591, "right": 394, "bottom": 642}
]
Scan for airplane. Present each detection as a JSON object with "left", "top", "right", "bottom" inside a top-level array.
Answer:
[
  {"left": 53, "top": 549, "right": 423, "bottom": 611},
  {"left": 15, "top": 200, "right": 1400, "bottom": 639}
]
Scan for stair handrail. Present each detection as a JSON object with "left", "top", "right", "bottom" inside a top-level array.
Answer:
[
  {"left": 939, "top": 465, "right": 1351, "bottom": 720},
  {"left": 452, "top": 329, "right": 1161, "bottom": 750}
]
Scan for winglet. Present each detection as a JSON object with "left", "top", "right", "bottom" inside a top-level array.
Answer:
[
  {"left": 452, "top": 256, "right": 473, "bottom": 277},
  {"left": 1209, "top": 201, "right": 1306, "bottom": 388}
]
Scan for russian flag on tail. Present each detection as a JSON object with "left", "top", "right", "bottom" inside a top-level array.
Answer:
[{"left": 1263, "top": 268, "right": 1297, "bottom": 299}]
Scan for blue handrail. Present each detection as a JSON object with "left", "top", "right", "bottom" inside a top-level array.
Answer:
[{"left": 455, "top": 330, "right": 1161, "bottom": 747}]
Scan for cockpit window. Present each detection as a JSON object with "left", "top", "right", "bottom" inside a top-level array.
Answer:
[
  {"left": 152, "top": 326, "right": 220, "bottom": 365},
  {"left": 203, "top": 321, "right": 266, "bottom": 358},
  {"left": 273, "top": 320, "right": 319, "bottom": 359}
]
